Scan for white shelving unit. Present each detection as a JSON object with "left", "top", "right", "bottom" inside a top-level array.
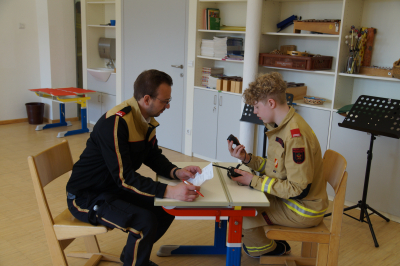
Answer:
[
  {"left": 186, "top": 0, "right": 400, "bottom": 219},
  {"left": 82, "top": 0, "right": 122, "bottom": 124}
]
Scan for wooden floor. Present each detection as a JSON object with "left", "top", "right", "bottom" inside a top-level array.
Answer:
[{"left": 1, "top": 121, "right": 399, "bottom": 266}]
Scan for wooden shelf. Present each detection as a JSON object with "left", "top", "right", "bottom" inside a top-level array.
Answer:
[
  {"left": 198, "top": 29, "right": 246, "bottom": 34},
  {"left": 293, "top": 99, "right": 332, "bottom": 111},
  {"left": 197, "top": 55, "right": 244, "bottom": 63},
  {"left": 199, "top": 0, "right": 246, "bottom": 2},
  {"left": 87, "top": 25, "right": 116, "bottom": 28},
  {"left": 263, "top": 32, "right": 339, "bottom": 38},
  {"left": 87, "top": 1, "right": 115, "bottom": 4},
  {"left": 261, "top": 66, "right": 335, "bottom": 76},
  {"left": 339, "top": 73, "right": 400, "bottom": 82},
  {"left": 194, "top": 86, "right": 242, "bottom": 96}
]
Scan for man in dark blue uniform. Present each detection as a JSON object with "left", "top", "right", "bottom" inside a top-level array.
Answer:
[{"left": 66, "top": 69, "right": 201, "bottom": 266}]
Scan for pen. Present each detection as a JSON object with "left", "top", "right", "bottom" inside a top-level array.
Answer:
[{"left": 183, "top": 180, "right": 204, "bottom": 197}]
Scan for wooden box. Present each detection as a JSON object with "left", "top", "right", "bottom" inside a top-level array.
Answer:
[
  {"left": 222, "top": 79, "right": 231, "bottom": 92},
  {"left": 280, "top": 45, "right": 297, "bottom": 54},
  {"left": 286, "top": 86, "right": 307, "bottom": 100},
  {"left": 216, "top": 79, "right": 223, "bottom": 91},
  {"left": 231, "top": 80, "right": 243, "bottom": 94},
  {"left": 359, "top": 67, "right": 393, "bottom": 78},
  {"left": 293, "top": 20, "right": 341, "bottom": 35},
  {"left": 259, "top": 53, "right": 333, "bottom": 71}
]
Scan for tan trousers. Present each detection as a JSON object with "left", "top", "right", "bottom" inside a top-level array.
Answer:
[{"left": 242, "top": 194, "right": 323, "bottom": 257}]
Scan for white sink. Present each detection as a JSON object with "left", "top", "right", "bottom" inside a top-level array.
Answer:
[{"left": 87, "top": 68, "right": 114, "bottom": 82}]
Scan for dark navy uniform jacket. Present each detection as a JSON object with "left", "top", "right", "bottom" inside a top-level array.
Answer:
[{"left": 66, "top": 97, "right": 176, "bottom": 201}]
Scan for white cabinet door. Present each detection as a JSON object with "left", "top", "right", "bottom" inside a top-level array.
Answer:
[
  {"left": 101, "top": 93, "right": 116, "bottom": 115},
  {"left": 294, "top": 106, "right": 330, "bottom": 155},
  {"left": 216, "top": 93, "right": 242, "bottom": 162},
  {"left": 88, "top": 92, "right": 102, "bottom": 124},
  {"left": 192, "top": 89, "right": 218, "bottom": 160}
]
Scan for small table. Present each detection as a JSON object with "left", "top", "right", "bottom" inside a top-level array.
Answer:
[
  {"left": 29, "top": 87, "right": 96, "bottom": 137},
  {"left": 155, "top": 162, "right": 270, "bottom": 266}
]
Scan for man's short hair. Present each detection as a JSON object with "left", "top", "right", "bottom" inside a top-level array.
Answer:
[
  {"left": 243, "top": 72, "right": 287, "bottom": 105},
  {"left": 133, "top": 69, "right": 173, "bottom": 101}
]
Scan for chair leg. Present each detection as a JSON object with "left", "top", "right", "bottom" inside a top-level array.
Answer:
[
  {"left": 327, "top": 235, "right": 340, "bottom": 266},
  {"left": 316, "top": 244, "right": 329, "bottom": 266},
  {"left": 301, "top": 242, "right": 318, "bottom": 258},
  {"left": 84, "top": 235, "right": 101, "bottom": 253},
  {"left": 285, "top": 260, "right": 298, "bottom": 266},
  {"left": 83, "top": 254, "right": 102, "bottom": 266}
]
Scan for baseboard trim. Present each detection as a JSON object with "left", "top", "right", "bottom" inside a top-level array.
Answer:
[
  {"left": 328, "top": 195, "right": 400, "bottom": 224},
  {"left": 0, "top": 117, "right": 79, "bottom": 125},
  {"left": 0, "top": 118, "right": 28, "bottom": 125}
]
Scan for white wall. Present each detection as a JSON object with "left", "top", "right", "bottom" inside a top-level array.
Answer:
[
  {"left": 0, "top": 0, "right": 77, "bottom": 122},
  {"left": 0, "top": 0, "right": 42, "bottom": 121}
]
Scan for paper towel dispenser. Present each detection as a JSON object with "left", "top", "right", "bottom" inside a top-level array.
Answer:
[{"left": 98, "top": 38, "right": 116, "bottom": 60}]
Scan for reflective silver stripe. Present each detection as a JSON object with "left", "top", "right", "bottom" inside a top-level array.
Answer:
[
  {"left": 282, "top": 199, "right": 327, "bottom": 218},
  {"left": 261, "top": 176, "right": 275, "bottom": 194},
  {"left": 256, "top": 158, "right": 267, "bottom": 173}
]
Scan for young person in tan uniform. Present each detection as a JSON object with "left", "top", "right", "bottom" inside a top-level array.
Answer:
[{"left": 227, "top": 72, "right": 328, "bottom": 258}]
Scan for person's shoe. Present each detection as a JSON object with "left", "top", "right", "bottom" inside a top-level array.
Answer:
[
  {"left": 148, "top": 260, "right": 159, "bottom": 266},
  {"left": 276, "top": 240, "right": 291, "bottom": 255},
  {"left": 242, "top": 241, "right": 286, "bottom": 258}
]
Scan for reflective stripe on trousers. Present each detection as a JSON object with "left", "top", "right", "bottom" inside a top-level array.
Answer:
[{"left": 282, "top": 198, "right": 327, "bottom": 218}]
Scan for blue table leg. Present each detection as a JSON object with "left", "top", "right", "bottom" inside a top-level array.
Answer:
[
  {"left": 157, "top": 220, "right": 227, "bottom": 256},
  {"left": 36, "top": 103, "right": 72, "bottom": 131},
  {"left": 226, "top": 246, "right": 242, "bottom": 266},
  {"left": 57, "top": 107, "right": 91, "bottom": 137}
]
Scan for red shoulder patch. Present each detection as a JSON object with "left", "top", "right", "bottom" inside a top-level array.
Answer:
[
  {"left": 116, "top": 111, "right": 126, "bottom": 117},
  {"left": 290, "top": 128, "right": 301, "bottom": 138}
]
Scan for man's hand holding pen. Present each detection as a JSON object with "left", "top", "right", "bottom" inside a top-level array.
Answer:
[
  {"left": 165, "top": 166, "right": 203, "bottom": 201},
  {"left": 164, "top": 182, "right": 202, "bottom": 202}
]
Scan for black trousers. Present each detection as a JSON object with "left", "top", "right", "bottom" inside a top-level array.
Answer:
[{"left": 67, "top": 191, "right": 175, "bottom": 266}]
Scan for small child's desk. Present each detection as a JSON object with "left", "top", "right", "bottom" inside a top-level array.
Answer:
[
  {"left": 155, "top": 162, "right": 270, "bottom": 266},
  {"left": 29, "top": 87, "right": 96, "bottom": 137}
]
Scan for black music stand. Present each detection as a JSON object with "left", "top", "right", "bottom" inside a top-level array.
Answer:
[
  {"left": 326, "top": 95, "right": 400, "bottom": 247},
  {"left": 240, "top": 93, "right": 294, "bottom": 158}
]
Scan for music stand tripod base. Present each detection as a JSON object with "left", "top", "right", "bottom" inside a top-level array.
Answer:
[{"left": 325, "top": 95, "right": 400, "bottom": 247}]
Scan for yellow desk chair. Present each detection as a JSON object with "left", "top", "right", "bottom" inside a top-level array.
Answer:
[
  {"left": 28, "top": 140, "right": 121, "bottom": 266},
  {"left": 261, "top": 149, "right": 348, "bottom": 266}
]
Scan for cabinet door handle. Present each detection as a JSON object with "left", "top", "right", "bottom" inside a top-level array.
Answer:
[
  {"left": 98, "top": 94, "right": 100, "bottom": 103},
  {"left": 214, "top": 95, "right": 217, "bottom": 105},
  {"left": 171, "top": 64, "right": 184, "bottom": 69},
  {"left": 219, "top": 96, "right": 222, "bottom": 106}
]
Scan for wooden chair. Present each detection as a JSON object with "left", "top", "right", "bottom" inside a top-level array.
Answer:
[
  {"left": 260, "top": 149, "right": 348, "bottom": 266},
  {"left": 28, "top": 140, "right": 121, "bottom": 266}
]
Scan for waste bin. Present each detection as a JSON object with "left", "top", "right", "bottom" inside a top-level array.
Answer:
[{"left": 25, "top": 102, "right": 44, "bottom": 124}]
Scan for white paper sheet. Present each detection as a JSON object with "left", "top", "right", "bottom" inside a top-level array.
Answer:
[{"left": 187, "top": 163, "right": 214, "bottom": 186}]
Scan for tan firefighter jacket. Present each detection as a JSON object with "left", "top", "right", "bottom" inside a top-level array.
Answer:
[{"left": 246, "top": 107, "right": 329, "bottom": 219}]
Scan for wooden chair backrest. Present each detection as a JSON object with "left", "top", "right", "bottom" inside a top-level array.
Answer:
[
  {"left": 322, "top": 149, "right": 347, "bottom": 194},
  {"left": 28, "top": 140, "right": 74, "bottom": 226},
  {"left": 322, "top": 149, "right": 348, "bottom": 266}
]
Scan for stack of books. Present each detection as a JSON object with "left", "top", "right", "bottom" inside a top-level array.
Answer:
[
  {"left": 214, "top": 36, "right": 228, "bottom": 58},
  {"left": 227, "top": 37, "right": 244, "bottom": 60},
  {"left": 203, "top": 8, "right": 220, "bottom": 30},
  {"left": 201, "top": 39, "right": 215, "bottom": 57},
  {"left": 201, "top": 67, "right": 224, "bottom": 88},
  {"left": 200, "top": 37, "right": 244, "bottom": 60}
]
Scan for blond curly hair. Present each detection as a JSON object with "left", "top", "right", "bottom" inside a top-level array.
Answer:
[{"left": 243, "top": 72, "right": 287, "bottom": 105}]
